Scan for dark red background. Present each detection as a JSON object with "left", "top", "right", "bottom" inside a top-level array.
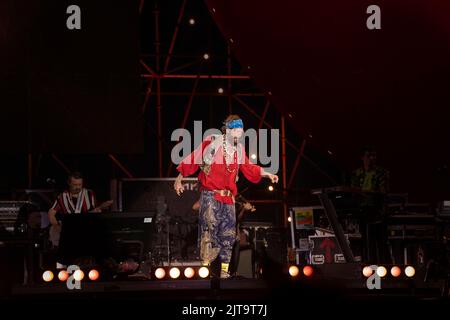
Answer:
[{"left": 206, "top": 0, "right": 450, "bottom": 201}]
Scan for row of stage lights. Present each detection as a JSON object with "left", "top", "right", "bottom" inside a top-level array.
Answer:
[
  {"left": 43, "top": 265, "right": 414, "bottom": 282},
  {"left": 43, "top": 265, "right": 306, "bottom": 281},
  {"left": 288, "top": 265, "right": 314, "bottom": 278},
  {"left": 288, "top": 265, "right": 416, "bottom": 279},
  {"left": 152, "top": 265, "right": 312, "bottom": 280},
  {"left": 155, "top": 265, "right": 313, "bottom": 280},
  {"left": 42, "top": 266, "right": 210, "bottom": 282},
  {"left": 42, "top": 269, "right": 100, "bottom": 282},
  {"left": 153, "top": 266, "right": 210, "bottom": 280},
  {"left": 362, "top": 265, "right": 416, "bottom": 278}
]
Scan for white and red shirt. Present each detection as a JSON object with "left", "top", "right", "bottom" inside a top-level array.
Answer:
[{"left": 51, "top": 189, "right": 96, "bottom": 214}]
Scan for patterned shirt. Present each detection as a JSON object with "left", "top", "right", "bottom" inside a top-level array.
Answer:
[
  {"left": 351, "top": 166, "right": 390, "bottom": 194},
  {"left": 51, "top": 189, "right": 96, "bottom": 214}
]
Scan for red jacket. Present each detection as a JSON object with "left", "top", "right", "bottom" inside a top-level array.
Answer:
[{"left": 177, "top": 136, "right": 262, "bottom": 204}]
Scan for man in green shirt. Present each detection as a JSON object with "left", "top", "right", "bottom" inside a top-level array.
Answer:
[
  {"left": 351, "top": 146, "right": 389, "bottom": 194},
  {"left": 351, "top": 145, "right": 390, "bottom": 264}
]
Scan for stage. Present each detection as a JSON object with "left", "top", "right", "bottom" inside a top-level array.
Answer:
[{"left": 8, "top": 264, "right": 448, "bottom": 302}]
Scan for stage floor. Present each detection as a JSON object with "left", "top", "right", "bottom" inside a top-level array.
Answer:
[
  {"left": 9, "top": 277, "right": 447, "bottom": 301},
  {"left": 4, "top": 275, "right": 449, "bottom": 318}
]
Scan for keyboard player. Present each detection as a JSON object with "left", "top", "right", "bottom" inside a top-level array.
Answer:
[{"left": 350, "top": 145, "right": 390, "bottom": 264}]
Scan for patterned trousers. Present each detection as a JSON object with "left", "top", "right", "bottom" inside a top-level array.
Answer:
[{"left": 198, "top": 190, "right": 236, "bottom": 265}]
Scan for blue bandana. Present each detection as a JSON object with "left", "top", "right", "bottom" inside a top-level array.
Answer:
[{"left": 226, "top": 119, "right": 244, "bottom": 129}]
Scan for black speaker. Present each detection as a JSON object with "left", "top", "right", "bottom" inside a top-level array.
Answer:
[
  {"left": 255, "top": 227, "right": 288, "bottom": 280},
  {"left": 0, "top": 245, "right": 26, "bottom": 297},
  {"left": 263, "top": 227, "right": 288, "bottom": 265},
  {"left": 236, "top": 249, "right": 253, "bottom": 278}
]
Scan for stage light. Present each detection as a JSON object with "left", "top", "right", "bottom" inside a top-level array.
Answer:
[
  {"left": 203, "top": 53, "right": 210, "bottom": 60},
  {"left": 303, "top": 266, "right": 314, "bottom": 277},
  {"left": 73, "top": 270, "right": 85, "bottom": 281},
  {"left": 288, "top": 266, "right": 299, "bottom": 277},
  {"left": 58, "top": 270, "right": 69, "bottom": 282},
  {"left": 362, "top": 266, "right": 373, "bottom": 277},
  {"left": 154, "top": 268, "right": 166, "bottom": 279},
  {"left": 198, "top": 267, "right": 209, "bottom": 278},
  {"left": 287, "top": 216, "right": 292, "bottom": 223},
  {"left": 391, "top": 266, "right": 401, "bottom": 277},
  {"left": 218, "top": 88, "right": 224, "bottom": 94},
  {"left": 376, "top": 266, "right": 387, "bottom": 278},
  {"left": 250, "top": 154, "right": 257, "bottom": 160},
  {"left": 405, "top": 266, "right": 415, "bottom": 278},
  {"left": 42, "top": 271, "right": 54, "bottom": 282},
  {"left": 268, "top": 185, "right": 274, "bottom": 191},
  {"left": 188, "top": 18, "right": 195, "bottom": 25},
  {"left": 184, "top": 267, "right": 195, "bottom": 279},
  {"left": 88, "top": 269, "right": 100, "bottom": 281},
  {"left": 169, "top": 267, "right": 181, "bottom": 279}
]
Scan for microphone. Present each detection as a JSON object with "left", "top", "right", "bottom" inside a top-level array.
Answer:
[{"left": 46, "top": 178, "right": 56, "bottom": 185}]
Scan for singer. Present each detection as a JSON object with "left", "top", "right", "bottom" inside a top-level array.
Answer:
[{"left": 173, "top": 115, "right": 278, "bottom": 278}]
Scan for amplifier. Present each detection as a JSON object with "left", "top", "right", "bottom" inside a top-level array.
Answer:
[
  {"left": 387, "top": 224, "right": 436, "bottom": 240},
  {"left": 0, "top": 201, "right": 33, "bottom": 235}
]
